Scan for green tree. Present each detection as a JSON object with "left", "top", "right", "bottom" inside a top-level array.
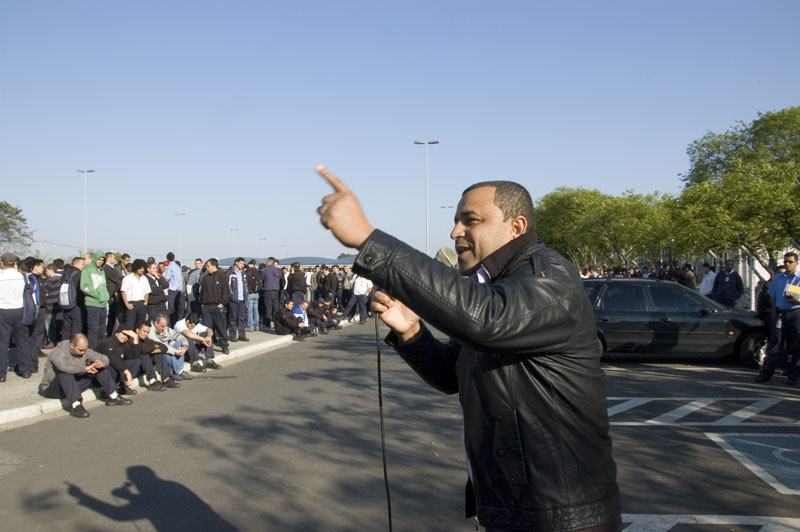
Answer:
[
  {"left": 677, "top": 107, "right": 800, "bottom": 267},
  {"left": 0, "top": 201, "right": 33, "bottom": 254},
  {"left": 337, "top": 253, "right": 355, "bottom": 259}
]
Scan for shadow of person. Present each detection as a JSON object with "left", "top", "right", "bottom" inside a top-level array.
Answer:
[{"left": 66, "top": 466, "right": 239, "bottom": 532}]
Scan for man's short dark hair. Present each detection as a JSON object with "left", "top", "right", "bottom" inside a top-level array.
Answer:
[
  {"left": 166, "top": 252, "right": 175, "bottom": 262},
  {"left": 152, "top": 312, "right": 169, "bottom": 325},
  {"left": 284, "top": 299, "right": 293, "bottom": 306},
  {"left": 785, "top": 252, "right": 799, "bottom": 261},
  {"left": 71, "top": 257, "right": 83, "bottom": 266},
  {"left": 462, "top": 181, "right": 535, "bottom": 232},
  {"left": 195, "top": 257, "right": 203, "bottom": 263},
  {"left": 207, "top": 258, "right": 219, "bottom": 267},
  {"left": 186, "top": 313, "right": 201, "bottom": 325},
  {"left": 121, "top": 253, "right": 130, "bottom": 260},
  {"left": 24, "top": 258, "right": 43, "bottom": 272},
  {"left": 53, "top": 258, "right": 65, "bottom": 269},
  {"left": 106, "top": 251, "right": 115, "bottom": 259}
]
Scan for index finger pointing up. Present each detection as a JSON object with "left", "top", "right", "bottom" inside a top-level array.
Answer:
[{"left": 316, "top": 165, "right": 350, "bottom": 193}]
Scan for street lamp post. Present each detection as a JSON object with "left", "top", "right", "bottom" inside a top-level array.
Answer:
[
  {"left": 414, "top": 140, "right": 439, "bottom": 255},
  {"left": 174, "top": 213, "right": 186, "bottom": 263},
  {"left": 230, "top": 228, "right": 239, "bottom": 257},
  {"left": 258, "top": 237, "right": 267, "bottom": 261},
  {"left": 77, "top": 169, "right": 95, "bottom": 253}
]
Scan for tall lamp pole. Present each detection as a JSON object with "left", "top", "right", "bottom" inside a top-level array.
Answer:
[
  {"left": 174, "top": 213, "right": 186, "bottom": 263},
  {"left": 77, "top": 169, "right": 95, "bottom": 253},
  {"left": 413, "top": 140, "right": 439, "bottom": 255},
  {"left": 258, "top": 237, "right": 267, "bottom": 261}
]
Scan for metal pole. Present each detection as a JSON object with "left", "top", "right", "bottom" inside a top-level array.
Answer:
[{"left": 414, "top": 141, "right": 438, "bottom": 256}]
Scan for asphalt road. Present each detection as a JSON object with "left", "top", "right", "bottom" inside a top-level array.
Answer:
[{"left": 1, "top": 324, "right": 799, "bottom": 531}]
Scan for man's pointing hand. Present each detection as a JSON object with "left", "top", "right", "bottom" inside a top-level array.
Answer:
[{"left": 316, "top": 165, "right": 375, "bottom": 249}]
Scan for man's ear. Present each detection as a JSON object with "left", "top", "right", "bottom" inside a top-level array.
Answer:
[{"left": 510, "top": 216, "right": 528, "bottom": 238}]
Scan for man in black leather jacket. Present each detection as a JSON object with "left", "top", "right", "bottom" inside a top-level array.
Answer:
[{"left": 316, "top": 166, "right": 621, "bottom": 532}]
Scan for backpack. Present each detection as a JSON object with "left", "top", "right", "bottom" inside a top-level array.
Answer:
[
  {"left": 21, "top": 274, "right": 39, "bottom": 326},
  {"left": 59, "top": 270, "right": 77, "bottom": 310}
]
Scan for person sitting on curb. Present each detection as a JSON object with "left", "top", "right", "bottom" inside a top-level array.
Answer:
[
  {"left": 38, "top": 333, "right": 132, "bottom": 418},
  {"left": 96, "top": 326, "right": 142, "bottom": 396},
  {"left": 274, "top": 299, "right": 313, "bottom": 341},
  {"left": 128, "top": 321, "right": 177, "bottom": 391},
  {"left": 174, "top": 313, "right": 221, "bottom": 372},
  {"left": 148, "top": 312, "right": 192, "bottom": 382},
  {"left": 320, "top": 298, "right": 343, "bottom": 330},
  {"left": 292, "top": 301, "right": 321, "bottom": 336}
]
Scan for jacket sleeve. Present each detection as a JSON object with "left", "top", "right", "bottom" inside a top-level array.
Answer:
[
  {"left": 386, "top": 323, "right": 460, "bottom": 394},
  {"left": 353, "top": 230, "right": 594, "bottom": 356},
  {"left": 85, "top": 349, "right": 110, "bottom": 367}
]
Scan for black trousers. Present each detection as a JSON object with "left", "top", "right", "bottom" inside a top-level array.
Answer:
[
  {"left": 168, "top": 290, "right": 183, "bottom": 326},
  {"left": 201, "top": 304, "right": 229, "bottom": 349},
  {"left": 761, "top": 309, "right": 800, "bottom": 379},
  {"left": 123, "top": 301, "right": 147, "bottom": 330},
  {"left": 19, "top": 309, "right": 46, "bottom": 374},
  {"left": 227, "top": 300, "right": 247, "bottom": 339},
  {"left": 147, "top": 302, "right": 167, "bottom": 322},
  {"left": 62, "top": 306, "right": 84, "bottom": 340},
  {"left": 49, "top": 305, "right": 64, "bottom": 344},
  {"left": 52, "top": 367, "right": 116, "bottom": 403},
  {"left": 186, "top": 336, "right": 215, "bottom": 362},
  {"left": 106, "top": 297, "right": 121, "bottom": 337},
  {"left": 86, "top": 306, "right": 107, "bottom": 349},
  {"left": 0, "top": 308, "right": 24, "bottom": 378},
  {"left": 106, "top": 358, "right": 142, "bottom": 386},
  {"left": 263, "top": 291, "right": 280, "bottom": 328}
]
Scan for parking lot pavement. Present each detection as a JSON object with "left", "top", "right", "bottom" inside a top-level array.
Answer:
[{"left": 605, "top": 361, "right": 800, "bottom": 530}]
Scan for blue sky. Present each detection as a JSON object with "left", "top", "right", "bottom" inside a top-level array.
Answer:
[{"left": 2, "top": 1, "right": 798, "bottom": 262}]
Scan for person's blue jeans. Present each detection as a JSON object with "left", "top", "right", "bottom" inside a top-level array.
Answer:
[{"left": 246, "top": 293, "right": 259, "bottom": 330}]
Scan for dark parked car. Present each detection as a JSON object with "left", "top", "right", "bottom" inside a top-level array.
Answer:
[{"left": 583, "top": 278, "right": 766, "bottom": 366}]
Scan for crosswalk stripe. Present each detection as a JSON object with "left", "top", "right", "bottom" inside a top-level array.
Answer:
[
  {"left": 713, "top": 397, "right": 783, "bottom": 425},
  {"left": 648, "top": 399, "right": 717, "bottom": 424},
  {"left": 607, "top": 398, "right": 653, "bottom": 417},
  {"left": 622, "top": 513, "right": 800, "bottom": 531}
]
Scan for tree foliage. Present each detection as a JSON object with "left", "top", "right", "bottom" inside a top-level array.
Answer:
[
  {"left": 0, "top": 201, "right": 33, "bottom": 254},
  {"left": 535, "top": 107, "right": 800, "bottom": 269}
]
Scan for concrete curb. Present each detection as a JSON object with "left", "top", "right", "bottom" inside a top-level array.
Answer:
[{"left": 0, "top": 329, "right": 318, "bottom": 428}]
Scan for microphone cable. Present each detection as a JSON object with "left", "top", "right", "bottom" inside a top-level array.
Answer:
[{"left": 374, "top": 316, "right": 393, "bottom": 532}]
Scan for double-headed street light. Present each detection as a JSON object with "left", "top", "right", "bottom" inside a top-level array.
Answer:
[
  {"left": 414, "top": 140, "right": 439, "bottom": 256},
  {"left": 77, "top": 169, "right": 95, "bottom": 253}
]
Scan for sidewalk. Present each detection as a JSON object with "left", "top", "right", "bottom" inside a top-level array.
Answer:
[{"left": 0, "top": 328, "right": 308, "bottom": 428}]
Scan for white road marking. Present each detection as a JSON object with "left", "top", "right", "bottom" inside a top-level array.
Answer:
[
  {"left": 607, "top": 397, "right": 800, "bottom": 426},
  {"left": 649, "top": 399, "right": 717, "bottom": 424},
  {"left": 713, "top": 397, "right": 783, "bottom": 425},
  {"left": 607, "top": 398, "right": 653, "bottom": 417},
  {"left": 622, "top": 513, "right": 800, "bottom": 531},
  {"left": 705, "top": 433, "right": 800, "bottom": 496}
]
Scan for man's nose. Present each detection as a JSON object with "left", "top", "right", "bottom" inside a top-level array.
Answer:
[{"left": 450, "top": 222, "right": 465, "bottom": 240}]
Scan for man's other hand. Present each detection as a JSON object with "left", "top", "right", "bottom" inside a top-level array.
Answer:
[{"left": 372, "top": 290, "right": 422, "bottom": 344}]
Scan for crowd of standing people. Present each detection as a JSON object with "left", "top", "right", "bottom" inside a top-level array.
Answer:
[{"left": 0, "top": 250, "right": 373, "bottom": 418}]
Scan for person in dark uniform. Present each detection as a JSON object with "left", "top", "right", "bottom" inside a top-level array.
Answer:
[{"left": 199, "top": 258, "right": 230, "bottom": 355}]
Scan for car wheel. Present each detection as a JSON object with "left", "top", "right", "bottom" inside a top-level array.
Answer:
[{"left": 738, "top": 332, "right": 766, "bottom": 368}]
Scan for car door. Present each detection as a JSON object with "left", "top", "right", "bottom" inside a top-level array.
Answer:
[
  {"left": 595, "top": 282, "right": 652, "bottom": 352},
  {"left": 647, "top": 282, "right": 728, "bottom": 354}
]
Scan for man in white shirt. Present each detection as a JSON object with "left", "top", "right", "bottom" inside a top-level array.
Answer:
[
  {"left": 120, "top": 259, "right": 151, "bottom": 329},
  {"left": 0, "top": 253, "right": 25, "bottom": 383},
  {"left": 699, "top": 263, "right": 716, "bottom": 297},
  {"left": 341, "top": 274, "right": 373, "bottom": 324},
  {"left": 175, "top": 312, "right": 218, "bottom": 372}
]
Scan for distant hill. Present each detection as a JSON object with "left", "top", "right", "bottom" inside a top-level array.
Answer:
[{"left": 217, "top": 256, "right": 355, "bottom": 267}]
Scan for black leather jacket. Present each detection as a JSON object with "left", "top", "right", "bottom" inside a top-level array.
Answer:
[{"left": 353, "top": 230, "right": 620, "bottom": 531}]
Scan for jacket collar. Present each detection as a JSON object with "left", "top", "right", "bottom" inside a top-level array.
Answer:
[{"left": 480, "top": 231, "right": 538, "bottom": 280}]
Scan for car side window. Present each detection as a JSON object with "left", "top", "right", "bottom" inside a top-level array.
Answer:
[
  {"left": 599, "top": 284, "right": 646, "bottom": 311},
  {"left": 649, "top": 284, "right": 704, "bottom": 313},
  {"left": 583, "top": 283, "right": 601, "bottom": 306}
]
